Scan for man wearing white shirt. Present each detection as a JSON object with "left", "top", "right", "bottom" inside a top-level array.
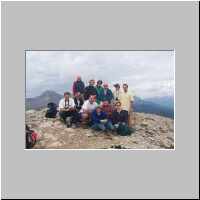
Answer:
[
  {"left": 80, "top": 95, "right": 98, "bottom": 125},
  {"left": 59, "top": 92, "right": 79, "bottom": 127}
]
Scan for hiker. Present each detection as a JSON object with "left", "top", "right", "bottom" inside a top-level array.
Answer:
[
  {"left": 101, "top": 83, "right": 114, "bottom": 103},
  {"left": 72, "top": 76, "right": 85, "bottom": 97},
  {"left": 84, "top": 79, "right": 97, "bottom": 100},
  {"left": 95, "top": 80, "right": 104, "bottom": 104},
  {"left": 100, "top": 100, "right": 113, "bottom": 119},
  {"left": 119, "top": 83, "right": 134, "bottom": 126},
  {"left": 91, "top": 106, "right": 114, "bottom": 132},
  {"left": 113, "top": 83, "right": 122, "bottom": 102},
  {"left": 80, "top": 95, "right": 98, "bottom": 125},
  {"left": 58, "top": 92, "right": 80, "bottom": 127},
  {"left": 111, "top": 101, "right": 133, "bottom": 136},
  {"left": 73, "top": 92, "right": 84, "bottom": 112}
]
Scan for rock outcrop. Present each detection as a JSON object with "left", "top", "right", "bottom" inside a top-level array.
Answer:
[{"left": 26, "top": 109, "right": 174, "bottom": 149}]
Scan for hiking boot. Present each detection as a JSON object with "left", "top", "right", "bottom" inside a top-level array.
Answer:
[
  {"left": 71, "top": 123, "right": 77, "bottom": 129},
  {"left": 65, "top": 117, "right": 72, "bottom": 127}
]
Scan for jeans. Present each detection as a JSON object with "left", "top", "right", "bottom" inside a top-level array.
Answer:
[{"left": 91, "top": 121, "right": 114, "bottom": 131}]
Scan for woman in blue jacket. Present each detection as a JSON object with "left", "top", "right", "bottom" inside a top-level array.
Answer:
[{"left": 91, "top": 106, "right": 114, "bottom": 131}]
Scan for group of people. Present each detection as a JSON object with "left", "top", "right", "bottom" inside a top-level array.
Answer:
[{"left": 58, "top": 76, "right": 134, "bottom": 135}]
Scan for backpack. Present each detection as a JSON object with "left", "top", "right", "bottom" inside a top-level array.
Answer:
[
  {"left": 26, "top": 125, "right": 38, "bottom": 149},
  {"left": 116, "top": 123, "right": 135, "bottom": 136},
  {"left": 45, "top": 102, "right": 58, "bottom": 118}
]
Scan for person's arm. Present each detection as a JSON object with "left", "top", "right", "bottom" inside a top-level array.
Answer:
[
  {"left": 82, "top": 81, "right": 85, "bottom": 93},
  {"left": 102, "top": 112, "right": 108, "bottom": 120},
  {"left": 110, "top": 89, "right": 114, "bottom": 100},
  {"left": 68, "top": 99, "right": 75, "bottom": 110},
  {"left": 72, "top": 82, "right": 76, "bottom": 96},
  {"left": 130, "top": 91, "right": 134, "bottom": 112},
  {"left": 111, "top": 111, "right": 117, "bottom": 124},
  {"left": 91, "top": 112, "right": 100, "bottom": 124},
  {"left": 84, "top": 87, "right": 88, "bottom": 100},
  {"left": 80, "top": 101, "right": 87, "bottom": 113}
]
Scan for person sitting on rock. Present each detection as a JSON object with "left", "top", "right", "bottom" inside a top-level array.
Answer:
[
  {"left": 100, "top": 100, "right": 113, "bottom": 119},
  {"left": 58, "top": 92, "right": 80, "bottom": 128},
  {"left": 112, "top": 101, "right": 128, "bottom": 126},
  {"left": 91, "top": 106, "right": 114, "bottom": 132},
  {"left": 73, "top": 92, "right": 84, "bottom": 112},
  {"left": 80, "top": 95, "right": 98, "bottom": 126},
  {"left": 84, "top": 79, "right": 97, "bottom": 100},
  {"left": 111, "top": 101, "right": 134, "bottom": 136}
]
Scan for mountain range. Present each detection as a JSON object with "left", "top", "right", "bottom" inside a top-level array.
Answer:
[{"left": 26, "top": 90, "right": 174, "bottom": 119}]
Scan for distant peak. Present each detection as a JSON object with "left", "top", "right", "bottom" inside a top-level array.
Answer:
[{"left": 40, "top": 90, "right": 59, "bottom": 96}]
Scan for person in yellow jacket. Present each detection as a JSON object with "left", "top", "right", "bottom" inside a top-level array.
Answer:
[{"left": 119, "top": 83, "right": 135, "bottom": 126}]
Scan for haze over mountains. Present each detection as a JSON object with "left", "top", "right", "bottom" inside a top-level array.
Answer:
[{"left": 26, "top": 90, "right": 174, "bottom": 119}]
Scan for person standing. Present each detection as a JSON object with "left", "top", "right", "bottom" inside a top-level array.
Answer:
[
  {"left": 119, "top": 83, "right": 134, "bottom": 126},
  {"left": 101, "top": 83, "right": 114, "bottom": 104},
  {"left": 84, "top": 79, "right": 97, "bottom": 100},
  {"left": 113, "top": 83, "right": 122, "bottom": 102},
  {"left": 72, "top": 76, "right": 85, "bottom": 97},
  {"left": 95, "top": 80, "right": 104, "bottom": 104}
]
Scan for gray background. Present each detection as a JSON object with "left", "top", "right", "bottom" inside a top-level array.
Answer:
[{"left": 1, "top": 1, "right": 199, "bottom": 199}]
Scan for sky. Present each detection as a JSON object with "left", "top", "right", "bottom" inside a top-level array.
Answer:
[{"left": 26, "top": 50, "right": 175, "bottom": 99}]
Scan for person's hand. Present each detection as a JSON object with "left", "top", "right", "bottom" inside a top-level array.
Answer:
[{"left": 100, "top": 119, "right": 107, "bottom": 123}]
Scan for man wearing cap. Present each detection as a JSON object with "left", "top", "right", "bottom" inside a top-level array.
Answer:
[
  {"left": 113, "top": 83, "right": 122, "bottom": 102},
  {"left": 101, "top": 83, "right": 114, "bottom": 104},
  {"left": 84, "top": 79, "right": 97, "bottom": 100},
  {"left": 72, "top": 76, "right": 85, "bottom": 96},
  {"left": 119, "top": 83, "right": 135, "bottom": 126}
]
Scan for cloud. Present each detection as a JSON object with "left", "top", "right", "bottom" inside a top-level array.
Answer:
[{"left": 26, "top": 50, "right": 175, "bottom": 98}]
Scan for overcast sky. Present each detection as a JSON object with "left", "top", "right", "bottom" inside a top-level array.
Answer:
[{"left": 26, "top": 50, "right": 175, "bottom": 99}]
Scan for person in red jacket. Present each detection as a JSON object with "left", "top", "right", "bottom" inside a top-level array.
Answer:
[{"left": 72, "top": 76, "right": 85, "bottom": 97}]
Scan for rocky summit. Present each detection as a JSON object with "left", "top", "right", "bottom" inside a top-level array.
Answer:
[{"left": 26, "top": 109, "right": 174, "bottom": 149}]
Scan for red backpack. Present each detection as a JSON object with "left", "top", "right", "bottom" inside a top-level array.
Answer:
[{"left": 26, "top": 125, "right": 38, "bottom": 149}]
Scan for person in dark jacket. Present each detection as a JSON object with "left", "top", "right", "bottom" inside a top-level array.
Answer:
[
  {"left": 95, "top": 80, "right": 104, "bottom": 104},
  {"left": 72, "top": 76, "right": 85, "bottom": 96},
  {"left": 111, "top": 101, "right": 129, "bottom": 126},
  {"left": 84, "top": 79, "right": 97, "bottom": 100},
  {"left": 91, "top": 106, "right": 114, "bottom": 131},
  {"left": 111, "top": 101, "right": 134, "bottom": 136},
  {"left": 73, "top": 92, "right": 84, "bottom": 112},
  {"left": 101, "top": 83, "right": 114, "bottom": 103}
]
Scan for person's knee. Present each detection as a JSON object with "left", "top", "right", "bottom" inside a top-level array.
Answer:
[
  {"left": 99, "top": 124, "right": 106, "bottom": 131},
  {"left": 82, "top": 113, "right": 88, "bottom": 120},
  {"left": 59, "top": 111, "right": 65, "bottom": 118}
]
